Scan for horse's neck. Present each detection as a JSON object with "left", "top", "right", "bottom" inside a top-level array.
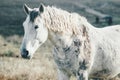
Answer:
[
  {"left": 48, "top": 30, "right": 73, "bottom": 48},
  {"left": 43, "top": 6, "right": 98, "bottom": 48},
  {"left": 47, "top": 24, "right": 96, "bottom": 49}
]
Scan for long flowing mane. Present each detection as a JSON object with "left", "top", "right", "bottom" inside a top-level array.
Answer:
[{"left": 41, "top": 6, "right": 91, "bottom": 35}]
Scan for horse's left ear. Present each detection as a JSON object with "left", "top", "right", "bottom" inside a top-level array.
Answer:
[
  {"left": 23, "top": 4, "right": 30, "bottom": 15},
  {"left": 39, "top": 3, "right": 44, "bottom": 13}
]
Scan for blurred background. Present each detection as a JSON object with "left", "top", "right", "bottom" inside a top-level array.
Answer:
[{"left": 0, "top": 0, "right": 120, "bottom": 80}]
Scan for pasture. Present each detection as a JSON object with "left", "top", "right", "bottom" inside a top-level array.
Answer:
[{"left": 0, "top": 0, "right": 120, "bottom": 80}]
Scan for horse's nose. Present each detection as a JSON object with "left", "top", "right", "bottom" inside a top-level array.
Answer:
[{"left": 21, "top": 49, "right": 30, "bottom": 59}]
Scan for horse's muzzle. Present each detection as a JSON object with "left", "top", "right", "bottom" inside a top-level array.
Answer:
[{"left": 21, "top": 49, "right": 31, "bottom": 59}]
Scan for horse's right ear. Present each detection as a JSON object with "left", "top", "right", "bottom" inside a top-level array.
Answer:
[{"left": 23, "top": 4, "right": 30, "bottom": 14}]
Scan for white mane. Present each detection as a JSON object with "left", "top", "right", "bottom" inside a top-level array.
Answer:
[{"left": 41, "top": 6, "right": 91, "bottom": 35}]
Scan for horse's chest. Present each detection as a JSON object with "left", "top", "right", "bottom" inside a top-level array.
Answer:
[{"left": 53, "top": 44, "right": 80, "bottom": 75}]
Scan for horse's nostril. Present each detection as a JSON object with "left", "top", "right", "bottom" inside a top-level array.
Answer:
[
  {"left": 25, "top": 50, "right": 29, "bottom": 56},
  {"left": 21, "top": 49, "right": 29, "bottom": 58}
]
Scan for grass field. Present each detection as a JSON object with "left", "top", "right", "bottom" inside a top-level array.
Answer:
[
  {"left": 0, "top": 0, "right": 120, "bottom": 80},
  {"left": 0, "top": 35, "right": 58, "bottom": 80}
]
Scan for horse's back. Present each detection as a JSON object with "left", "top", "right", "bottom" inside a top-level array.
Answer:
[
  {"left": 100, "top": 25, "right": 120, "bottom": 42},
  {"left": 102, "top": 25, "right": 120, "bottom": 34}
]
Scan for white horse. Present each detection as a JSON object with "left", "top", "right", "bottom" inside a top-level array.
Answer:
[{"left": 20, "top": 4, "right": 120, "bottom": 80}]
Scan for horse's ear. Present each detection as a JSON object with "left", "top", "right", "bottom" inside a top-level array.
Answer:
[
  {"left": 39, "top": 3, "right": 44, "bottom": 13},
  {"left": 23, "top": 4, "right": 30, "bottom": 14}
]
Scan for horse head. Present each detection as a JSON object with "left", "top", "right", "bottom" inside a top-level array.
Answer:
[{"left": 20, "top": 4, "right": 48, "bottom": 59}]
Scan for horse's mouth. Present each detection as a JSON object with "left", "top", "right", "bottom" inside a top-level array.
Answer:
[{"left": 22, "top": 56, "right": 31, "bottom": 59}]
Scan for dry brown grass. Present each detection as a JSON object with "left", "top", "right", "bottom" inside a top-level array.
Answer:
[
  {"left": 0, "top": 57, "right": 57, "bottom": 80},
  {"left": 0, "top": 35, "right": 58, "bottom": 80}
]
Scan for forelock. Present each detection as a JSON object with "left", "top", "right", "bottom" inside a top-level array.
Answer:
[{"left": 29, "top": 10, "right": 39, "bottom": 22}]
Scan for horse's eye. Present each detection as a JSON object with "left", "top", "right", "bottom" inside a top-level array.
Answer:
[{"left": 34, "top": 25, "right": 38, "bottom": 29}]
